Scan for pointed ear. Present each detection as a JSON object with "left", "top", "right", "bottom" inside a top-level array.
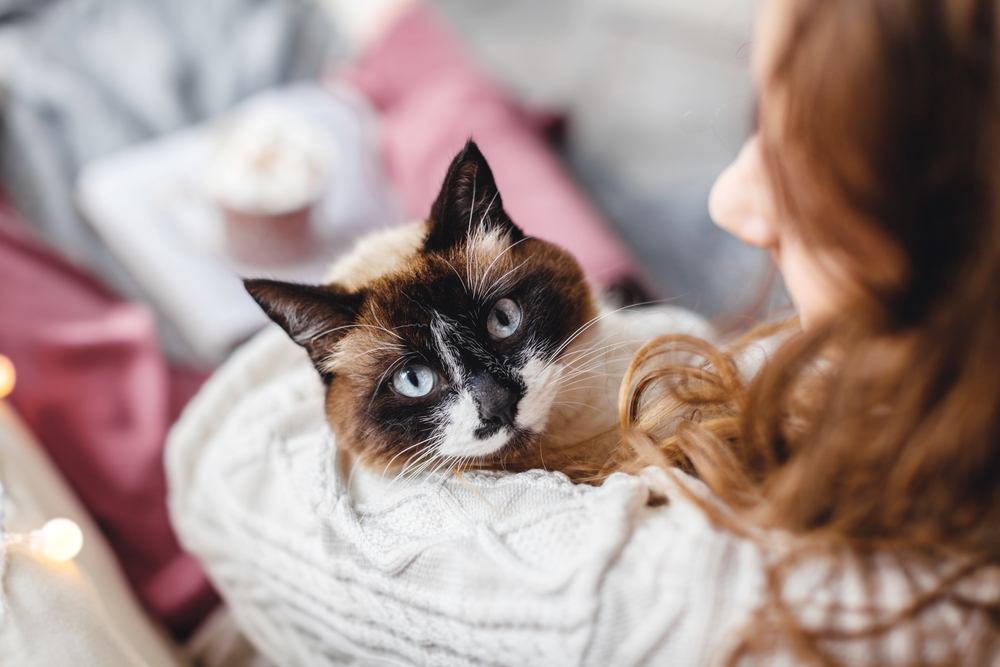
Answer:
[
  {"left": 425, "top": 139, "right": 524, "bottom": 252},
  {"left": 244, "top": 278, "right": 363, "bottom": 381}
]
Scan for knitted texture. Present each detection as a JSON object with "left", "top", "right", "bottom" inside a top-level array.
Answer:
[
  {"left": 166, "top": 324, "right": 765, "bottom": 666},
  {"left": 166, "top": 325, "right": 995, "bottom": 666}
]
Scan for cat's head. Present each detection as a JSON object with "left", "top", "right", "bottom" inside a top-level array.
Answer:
[{"left": 245, "top": 141, "right": 597, "bottom": 471}]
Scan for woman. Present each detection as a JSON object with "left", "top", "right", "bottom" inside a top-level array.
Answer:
[
  {"left": 168, "top": 0, "right": 999, "bottom": 664},
  {"left": 621, "top": 0, "right": 1000, "bottom": 662}
]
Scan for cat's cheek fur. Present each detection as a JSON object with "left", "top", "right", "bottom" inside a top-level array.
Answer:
[
  {"left": 515, "top": 356, "right": 562, "bottom": 434},
  {"left": 436, "top": 391, "right": 511, "bottom": 458}
]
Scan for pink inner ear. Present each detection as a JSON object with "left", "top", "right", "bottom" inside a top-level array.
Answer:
[{"left": 243, "top": 278, "right": 363, "bottom": 376}]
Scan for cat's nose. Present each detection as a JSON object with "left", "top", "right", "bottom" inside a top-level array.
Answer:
[{"left": 469, "top": 372, "right": 518, "bottom": 427}]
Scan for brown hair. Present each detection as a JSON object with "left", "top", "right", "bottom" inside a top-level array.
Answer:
[{"left": 619, "top": 1, "right": 1000, "bottom": 663}]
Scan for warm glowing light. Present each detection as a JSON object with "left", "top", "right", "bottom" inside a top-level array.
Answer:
[
  {"left": 0, "top": 355, "right": 14, "bottom": 399},
  {"left": 35, "top": 518, "right": 84, "bottom": 562}
]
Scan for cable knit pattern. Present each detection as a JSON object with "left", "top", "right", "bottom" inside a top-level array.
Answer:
[
  {"left": 167, "top": 323, "right": 766, "bottom": 666},
  {"left": 166, "top": 324, "right": 996, "bottom": 666}
]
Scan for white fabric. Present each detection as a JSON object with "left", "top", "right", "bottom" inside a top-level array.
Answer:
[
  {"left": 166, "top": 317, "right": 766, "bottom": 666},
  {"left": 166, "top": 317, "right": 995, "bottom": 666}
]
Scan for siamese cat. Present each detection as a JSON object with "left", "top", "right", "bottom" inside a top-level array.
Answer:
[{"left": 246, "top": 141, "right": 706, "bottom": 482}]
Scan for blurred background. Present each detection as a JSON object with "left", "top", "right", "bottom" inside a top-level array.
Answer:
[
  {"left": 1, "top": 0, "right": 774, "bottom": 367},
  {"left": 0, "top": 0, "right": 785, "bottom": 658},
  {"left": 432, "top": 0, "right": 766, "bottom": 314}
]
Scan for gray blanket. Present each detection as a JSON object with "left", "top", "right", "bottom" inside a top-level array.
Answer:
[{"left": 0, "top": 0, "right": 335, "bottom": 357}]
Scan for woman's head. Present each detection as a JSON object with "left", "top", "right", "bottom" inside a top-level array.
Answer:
[
  {"left": 710, "top": 0, "right": 999, "bottom": 331},
  {"left": 624, "top": 1, "right": 999, "bottom": 662}
]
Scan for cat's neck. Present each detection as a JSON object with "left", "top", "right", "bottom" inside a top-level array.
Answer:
[
  {"left": 504, "top": 312, "right": 644, "bottom": 481},
  {"left": 544, "top": 316, "right": 634, "bottom": 441},
  {"left": 513, "top": 306, "right": 712, "bottom": 482}
]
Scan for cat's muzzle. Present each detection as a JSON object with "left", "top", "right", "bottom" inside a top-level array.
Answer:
[{"left": 469, "top": 371, "right": 521, "bottom": 437}]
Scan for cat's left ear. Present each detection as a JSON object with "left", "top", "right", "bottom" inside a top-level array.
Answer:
[
  {"left": 425, "top": 140, "right": 525, "bottom": 252},
  {"left": 244, "top": 278, "right": 364, "bottom": 382}
]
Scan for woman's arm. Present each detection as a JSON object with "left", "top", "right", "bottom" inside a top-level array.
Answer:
[{"left": 166, "top": 327, "right": 764, "bottom": 667}]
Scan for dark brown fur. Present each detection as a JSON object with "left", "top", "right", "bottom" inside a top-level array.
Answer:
[{"left": 247, "top": 141, "right": 598, "bottom": 473}]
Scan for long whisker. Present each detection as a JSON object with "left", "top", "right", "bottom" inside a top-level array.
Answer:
[
  {"left": 556, "top": 341, "right": 639, "bottom": 368},
  {"left": 403, "top": 450, "right": 447, "bottom": 484},
  {"left": 481, "top": 257, "right": 532, "bottom": 303},
  {"left": 476, "top": 234, "right": 529, "bottom": 298},
  {"left": 439, "top": 255, "right": 469, "bottom": 295},
  {"left": 465, "top": 177, "right": 478, "bottom": 285},
  {"left": 470, "top": 190, "right": 501, "bottom": 298},
  {"left": 557, "top": 366, "right": 638, "bottom": 392},
  {"left": 305, "top": 322, "right": 405, "bottom": 343},
  {"left": 550, "top": 398, "right": 602, "bottom": 407},
  {"left": 392, "top": 444, "right": 439, "bottom": 486},
  {"left": 381, "top": 435, "right": 438, "bottom": 476},
  {"left": 351, "top": 343, "right": 408, "bottom": 361},
  {"left": 370, "top": 311, "right": 404, "bottom": 341},
  {"left": 547, "top": 303, "right": 649, "bottom": 362},
  {"left": 558, "top": 353, "right": 640, "bottom": 380}
]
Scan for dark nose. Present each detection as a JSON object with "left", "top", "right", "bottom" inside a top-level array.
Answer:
[{"left": 469, "top": 372, "right": 518, "bottom": 427}]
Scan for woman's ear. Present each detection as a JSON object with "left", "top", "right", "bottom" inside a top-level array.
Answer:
[
  {"left": 424, "top": 139, "right": 525, "bottom": 253},
  {"left": 244, "top": 278, "right": 364, "bottom": 381}
]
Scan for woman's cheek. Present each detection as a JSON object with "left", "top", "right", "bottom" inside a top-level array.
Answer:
[{"left": 777, "top": 234, "right": 842, "bottom": 328}]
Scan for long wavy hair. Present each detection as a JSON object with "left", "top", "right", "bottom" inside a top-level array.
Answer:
[{"left": 618, "top": 1, "right": 1000, "bottom": 663}]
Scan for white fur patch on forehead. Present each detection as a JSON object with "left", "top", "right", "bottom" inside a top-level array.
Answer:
[
  {"left": 430, "top": 315, "right": 463, "bottom": 383},
  {"left": 469, "top": 224, "right": 510, "bottom": 259},
  {"left": 516, "top": 355, "right": 563, "bottom": 433},
  {"left": 465, "top": 225, "right": 518, "bottom": 299},
  {"left": 436, "top": 391, "right": 511, "bottom": 458}
]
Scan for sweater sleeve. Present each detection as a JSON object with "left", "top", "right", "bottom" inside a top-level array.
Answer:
[{"left": 166, "top": 326, "right": 766, "bottom": 667}]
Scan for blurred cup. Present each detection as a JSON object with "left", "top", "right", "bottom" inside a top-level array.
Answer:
[{"left": 204, "top": 106, "right": 334, "bottom": 266}]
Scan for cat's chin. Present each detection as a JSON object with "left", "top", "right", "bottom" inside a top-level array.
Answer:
[
  {"left": 437, "top": 425, "right": 537, "bottom": 461},
  {"left": 467, "top": 429, "right": 540, "bottom": 467}
]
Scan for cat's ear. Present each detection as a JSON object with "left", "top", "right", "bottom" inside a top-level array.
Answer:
[
  {"left": 244, "top": 278, "right": 364, "bottom": 381},
  {"left": 425, "top": 139, "right": 525, "bottom": 252}
]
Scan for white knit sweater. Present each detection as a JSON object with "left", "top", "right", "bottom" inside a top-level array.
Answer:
[{"left": 166, "top": 324, "right": 995, "bottom": 667}]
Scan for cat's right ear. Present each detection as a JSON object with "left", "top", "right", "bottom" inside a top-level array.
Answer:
[
  {"left": 424, "top": 140, "right": 524, "bottom": 252},
  {"left": 244, "top": 278, "right": 364, "bottom": 381}
]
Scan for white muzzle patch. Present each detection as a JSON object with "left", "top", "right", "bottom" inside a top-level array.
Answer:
[{"left": 436, "top": 390, "right": 511, "bottom": 458}]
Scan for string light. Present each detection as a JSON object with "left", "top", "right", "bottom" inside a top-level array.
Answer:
[
  {"left": 3, "top": 518, "right": 84, "bottom": 562},
  {"left": 0, "top": 357, "right": 83, "bottom": 563},
  {"left": 0, "top": 354, "right": 14, "bottom": 399}
]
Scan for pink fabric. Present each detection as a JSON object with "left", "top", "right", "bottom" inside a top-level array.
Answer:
[
  {"left": 0, "top": 203, "right": 218, "bottom": 638},
  {"left": 344, "top": 5, "right": 636, "bottom": 285}
]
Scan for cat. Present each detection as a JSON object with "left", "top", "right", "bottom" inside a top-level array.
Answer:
[{"left": 245, "top": 141, "right": 708, "bottom": 482}]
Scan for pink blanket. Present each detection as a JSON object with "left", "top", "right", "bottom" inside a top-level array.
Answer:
[{"left": 0, "top": 205, "right": 218, "bottom": 638}]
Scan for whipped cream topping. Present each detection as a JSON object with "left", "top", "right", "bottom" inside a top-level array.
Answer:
[{"left": 205, "top": 106, "right": 334, "bottom": 215}]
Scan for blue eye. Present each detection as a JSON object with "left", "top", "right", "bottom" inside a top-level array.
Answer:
[
  {"left": 487, "top": 298, "right": 522, "bottom": 339},
  {"left": 392, "top": 364, "right": 437, "bottom": 398}
]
